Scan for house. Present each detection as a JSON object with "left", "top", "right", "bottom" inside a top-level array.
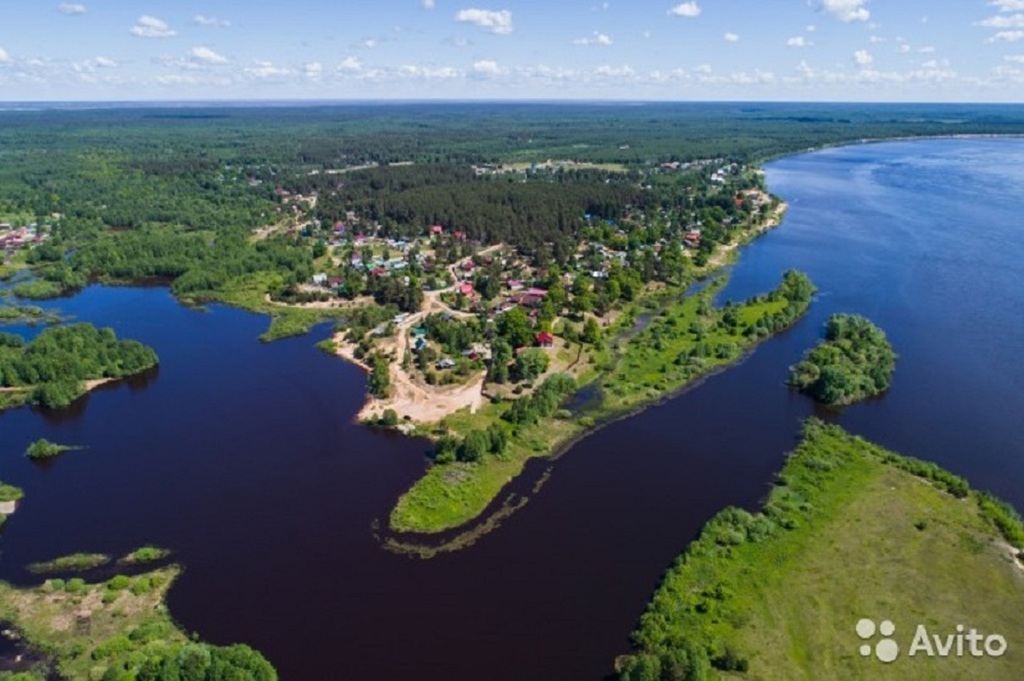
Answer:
[
  {"left": 453, "top": 230, "right": 467, "bottom": 241},
  {"left": 458, "top": 282, "right": 476, "bottom": 297},
  {"left": 461, "top": 261, "right": 475, "bottom": 272},
  {"left": 507, "top": 280, "right": 524, "bottom": 292},
  {"left": 536, "top": 331, "right": 555, "bottom": 347},
  {"left": 414, "top": 338, "right": 428, "bottom": 352},
  {"left": 327, "top": 277, "right": 343, "bottom": 288},
  {"left": 429, "top": 225, "right": 444, "bottom": 236},
  {"left": 525, "top": 288, "right": 548, "bottom": 298},
  {"left": 311, "top": 273, "right": 328, "bottom": 286},
  {"left": 436, "top": 358, "right": 456, "bottom": 370},
  {"left": 370, "top": 266, "right": 388, "bottom": 278},
  {"left": 334, "top": 222, "right": 346, "bottom": 232}
]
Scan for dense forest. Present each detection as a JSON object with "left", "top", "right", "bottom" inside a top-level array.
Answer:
[
  {"left": 788, "top": 314, "right": 897, "bottom": 405},
  {"left": 3, "top": 102, "right": 1024, "bottom": 309},
  {"left": 0, "top": 323, "right": 159, "bottom": 408}
]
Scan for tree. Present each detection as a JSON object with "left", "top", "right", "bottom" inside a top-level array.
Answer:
[
  {"left": 368, "top": 354, "right": 391, "bottom": 398},
  {"left": 496, "top": 306, "right": 533, "bottom": 348},
  {"left": 513, "top": 348, "right": 549, "bottom": 382},
  {"left": 458, "top": 430, "right": 490, "bottom": 462},
  {"left": 582, "top": 317, "right": 603, "bottom": 344}
]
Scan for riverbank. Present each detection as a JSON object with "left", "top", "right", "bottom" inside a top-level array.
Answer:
[
  {"left": 0, "top": 564, "right": 277, "bottom": 679},
  {"left": 387, "top": 270, "right": 815, "bottom": 536},
  {"left": 616, "top": 419, "right": 1024, "bottom": 680}
]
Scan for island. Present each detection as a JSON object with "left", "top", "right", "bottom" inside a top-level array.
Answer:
[
  {"left": 0, "top": 323, "right": 159, "bottom": 411},
  {"left": 0, "top": 564, "right": 276, "bottom": 680},
  {"left": 616, "top": 419, "right": 1024, "bottom": 680},
  {"left": 25, "top": 438, "right": 80, "bottom": 460},
  {"left": 788, "top": 314, "right": 897, "bottom": 405}
]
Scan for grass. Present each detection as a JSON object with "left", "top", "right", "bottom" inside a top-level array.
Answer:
[
  {"left": 0, "top": 566, "right": 277, "bottom": 680},
  {"left": 10, "top": 280, "right": 63, "bottom": 300},
  {"left": 618, "top": 420, "right": 1024, "bottom": 680},
  {"left": 190, "top": 271, "right": 349, "bottom": 342},
  {"left": 120, "top": 546, "right": 172, "bottom": 565},
  {"left": 24, "top": 438, "right": 79, "bottom": 460},
  {"left": 389, "top": 404, "right": 580, "bottom": 533},
  {"left": 0, "top": 482, "right": 25, "bottom": 503},
  {"left": 0, "top": 304, "right": 62, "bottom": 326},
  {"left": 389, "top": 272, "right": 813, "bottom": 534},
  {"left": 26, "top": 553, "right": 112, "bottom": 575}
]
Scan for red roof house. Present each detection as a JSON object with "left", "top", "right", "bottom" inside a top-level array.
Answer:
[{"left": 536, "top": 332, "right": 555, "bottom": 347}]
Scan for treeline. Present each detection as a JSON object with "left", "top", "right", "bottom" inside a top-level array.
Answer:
[
  {"left": 788, "top": 314, "right": 897, "bottom": 405},
  {"left": 64, "top": 231, "right": 314, "bottom": 298},
  {"left": 314, "top": 164, "right": 657, "bottom": 250},
  {"left": 102, "top": 642, "right": 275, "bottom": 681},
  {"left": 0, "top": 324, "right": 159, "bottom": 408}
]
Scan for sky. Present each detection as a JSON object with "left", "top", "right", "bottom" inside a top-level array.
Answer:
[{"left": 2, "top": 1, "right": 1024, "bottom": 102}]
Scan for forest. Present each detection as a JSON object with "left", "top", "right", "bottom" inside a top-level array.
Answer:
[
  {"left": 788, "top": 313, "right": 897, "bottom": 405},
  {"left": 4, "top": 102, "right": 1024, "bottom": 311},
  {"left": 0, "top": 323, "right": 159, "bottom": 408}
]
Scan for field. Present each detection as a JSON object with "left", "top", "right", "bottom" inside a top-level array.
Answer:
[{"left": 619, "top": 420, "right": 1024, "bottom": 680}]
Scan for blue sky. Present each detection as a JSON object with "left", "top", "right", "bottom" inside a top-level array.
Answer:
[{"left": 2, "top": 1, "right": 1024, "bottom": 101}]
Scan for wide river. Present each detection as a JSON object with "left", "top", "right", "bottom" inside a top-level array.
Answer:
[{"left": 1, "top": 139, "right": 1022, "bottom": 680}]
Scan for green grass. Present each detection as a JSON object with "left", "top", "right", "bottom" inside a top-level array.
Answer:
[
  {"left": 0, "top": 483, "right": 24, "bottom": 504},
  {"left": 0, "top": 566, "right": 276, "bottom": 679},
  {"left": 0, "top": 305, "right": 62, "bottom": 326},
  {"left": 191, "top": 271, "right": 348, "bottom": 342},
  {"left": 389, "top": 404, "right": 580, "bottom": 533},
  {"left": 11, "top": 280, "right": 63, "bottom": 300},
  {"left": 26, "top": 553, "right": 112, "bottom": 575},
  {"left": 24, "top": 438, "right": 79, "bottom": 460},
  {"left": 121, "top": 546, "right": 172, "bottom": 565},
  {"left": 618, "top": 420, "right": 1024, "bottom": 680}
]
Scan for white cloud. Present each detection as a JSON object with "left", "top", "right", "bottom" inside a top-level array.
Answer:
[
  {"left": 189, "top": 46, "right": 228, "bottom": 65},
  {"left": 473, "top": 59, "right": 500, "bottom": 74},
  {"left": 988, "top": 30, "right": 1024, "bottom": 42},
  {"left": 245, "top": 61, "right": 291, "bottom": 79},
  {"left": 339, "top": 56, "right": 362, "bottom": 73},
  {"left": 694, "top": 63, "right": 712, "bottom": 74},
  {"left": 899, "top": 44, "right": 912, "bottom": 53},
  {"left": 454, "top": 8, "right": 513, "bottom": 34},
  {"left": 73, "top": 55, "right": 117, "bottom": 73},
  {"left": 668, "top": 2, "right": 701, "bottom": 17},
  {"left": 0, "top": 48, "right": 10, "bottom": 65},
  {"left": 304, "top": 62, "right": 323, "bottom": 79},
  {"left": 820, "top": 0, "right": 870, "bottom": 23},
  {"left": 1005, "top": 54, "right": 1024, "bottom": 62},
  {"left": 423, "top": 0, "right": 436, "bottom": 8},
  {"left": 723, "top": 32, "right": 739, "bottom": 42},
  {"left": 58, "top": 3, "right": 86, "bottom": 15},
  {"left": 573, "top": 32, "right": 613, "bottom": 46},
  {"left": 594, "top": 64, "right": 635, "bottom": 78},
  {"left": 806, "top": 24, "right": 817, "bottom": 32},
  {"left": 991, "top": 0, "right": 1024, "bottom": 11},
  {"left": 193, "top": 15, "right": 231, "bottom": 28},
  {"left": 787, "top": 36, "right": 812, "bottom": 47},
  {"left": 131, "top": 16, "right": 176, "bottom": 39},
  {"left": 978, "top": 13, "right": 1024, "bottom": 28},
  {"left": 918, "top": 46, "right": 935, "bottom": 53},
  {"left": 869, "top": 35, "right": 884, "bottom": 43},
  {"left": 854, "top": 49, "right": 873, "bottom": 66},
  {"left": 361, "top": 38, "right": 379, "bottom": 49}
]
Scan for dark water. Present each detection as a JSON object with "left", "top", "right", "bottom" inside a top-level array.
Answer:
[{"left": 0, "top": 138, "right": 1022, "bottom": 680}]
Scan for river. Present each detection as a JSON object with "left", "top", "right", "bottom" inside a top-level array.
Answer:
[{"left": 0, "top": 138, "right": 1022, "bottom": 679}]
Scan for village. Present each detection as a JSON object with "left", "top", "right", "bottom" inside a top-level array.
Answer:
[
  {"left": 262, "top": 172, "right": 781, "bottom": 426},
  {"left": 0, "top": 221, "right": 51, "bottom": 262}
]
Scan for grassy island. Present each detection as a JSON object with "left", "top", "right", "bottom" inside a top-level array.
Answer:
[
  {"left": 25, "top": 438, "right": 79, "bottom": 460},
  {"left": 0, "top": 323, "right": 159, "bottom": 410},
  {"left": 0, "top": 566, "right": 277, "bottom": 680},
  {"left": 616, "top": 420, "right": 1024, "bottom": 680},
  {"left": 26, "top": 553, "right": 111, "bottom": 575},
  {"left": 788, "top": 314, "right": 897, "bottom": 406}
]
